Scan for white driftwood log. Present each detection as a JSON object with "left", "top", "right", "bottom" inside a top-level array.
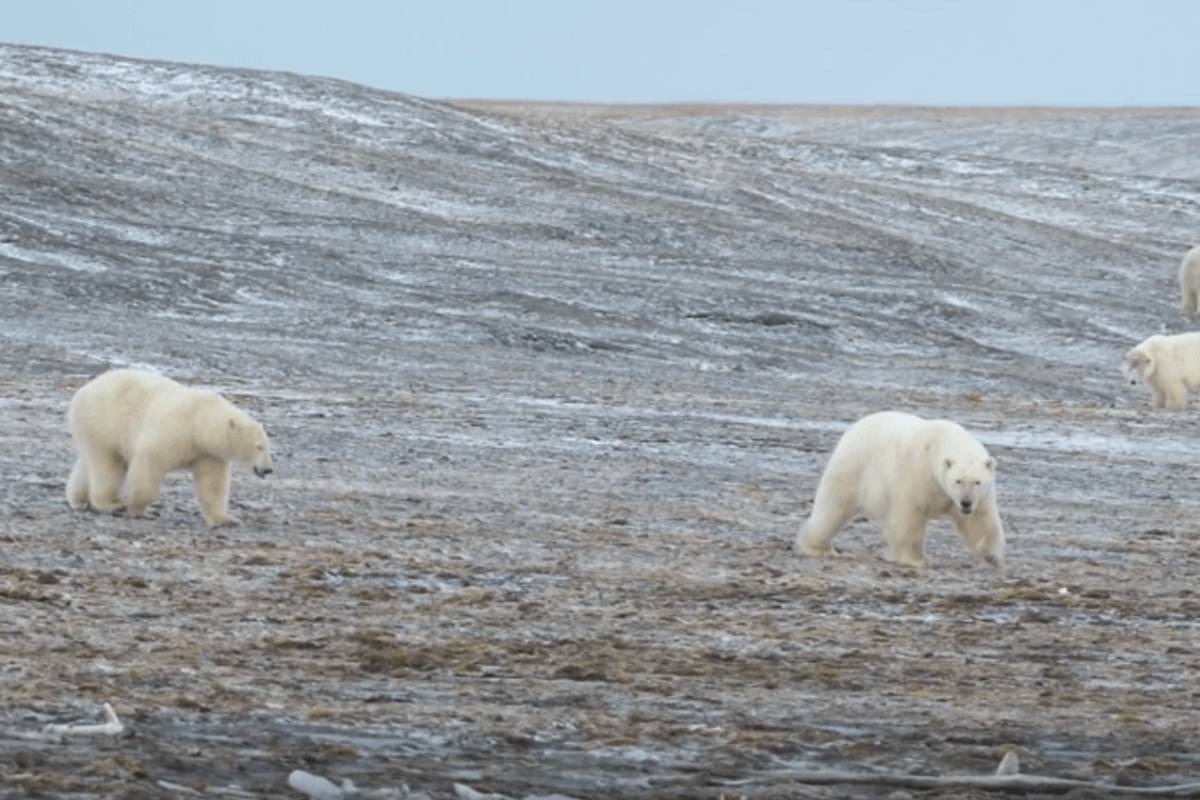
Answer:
[
  {"left": 40, "top": 703, "right": 124, "bottom": 740},
  {"left": 729, "top": 768, "right": 1200, "bottom": 797}
]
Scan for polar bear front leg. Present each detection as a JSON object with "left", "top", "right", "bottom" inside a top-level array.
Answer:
[
  {"left": 1164, "top": 385, "right": 1188, "bottom": 410},
  {"left": 1150, "top": 385, "right": 1167, "bottom": 409},
  {"left": 953, "top": 504, "right": 1005, "bottom": 567},
  {"left": 882, "top": 507, "right": 927, "bottom": 569},
  {"left": 124, "top": 453, "right": 166, "bottom": 517},
  {"left": 192, "top": 457, "right": 233, "bottom": 527}
]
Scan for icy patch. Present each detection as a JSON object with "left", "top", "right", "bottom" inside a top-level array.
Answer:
[
  {"left": 233, "top": 288, "right": 291, "bottom": 308},
  {"left": 0, "top": 243, "right": 107, "bottom": 273},
  {"left": 979, "top": 427, "right": 1186, "bottom": 458}
]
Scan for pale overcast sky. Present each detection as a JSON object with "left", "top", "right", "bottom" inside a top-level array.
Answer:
[{"left": 6, "top": 0, "right": 1199, "bottom": 106}]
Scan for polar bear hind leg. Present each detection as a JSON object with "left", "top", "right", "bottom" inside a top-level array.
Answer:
[
  {"left": 795, "top": 477, "right": 858, "bottom": 556},
  {"left": 66, "top": 457, "right": 90, "bottom": 510},
  {"left": 85, "top": 453, "right": 126, "bottom": 512},
  {"left": 123, "top": 454, "right": 167, "bottom": 517}
]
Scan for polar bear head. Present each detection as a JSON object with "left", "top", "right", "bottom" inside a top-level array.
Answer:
[
  {"left": 196, "top": 393, "right": 274, "bottom": 477},
  {"left": 226, "top": 414, "right": 274, "bottom": 478},
  {"left": 938, "top": 454, "right": 994, "bottom": 516},
  {"left": 1122, "top": 345, "right": 1154, "bottom": 386}
]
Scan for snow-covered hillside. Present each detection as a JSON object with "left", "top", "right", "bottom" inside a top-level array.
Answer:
[{"left": 3, "top": 43, "right": 1200, "bottom": 798}]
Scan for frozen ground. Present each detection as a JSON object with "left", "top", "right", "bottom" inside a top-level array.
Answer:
[{"left": 3, "top": 43, "right": 1200, "bottom": 798}]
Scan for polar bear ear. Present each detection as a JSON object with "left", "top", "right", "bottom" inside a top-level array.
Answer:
[
  {"left": 943, "top": 458, "right": 954, "bottom": 471},
  {"left": 985, "top": 457, "right": 995, "bottom": 471},
  {"left": 228, "top": 417, "right": 238, "bottom": 431}
]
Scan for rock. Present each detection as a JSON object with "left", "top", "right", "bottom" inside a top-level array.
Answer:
[{"left": 288, "top": 770, "right": 350, "bottom": 799}]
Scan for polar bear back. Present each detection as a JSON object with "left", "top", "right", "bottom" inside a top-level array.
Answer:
[
  {"left": 68, "top": 368, "right": 231, "bottom": 467},
  {"left": 70, "top": 369, "right": 173, "bottom": 458},
  {"left": 1145, "top": 332, "right": 1200, "bottom": 380},
  {"left": 827, "top": 410, "right": 924, "bottom": 484},
  {"left": 833, "top": 411, "right": 983, "bottom": 466}
]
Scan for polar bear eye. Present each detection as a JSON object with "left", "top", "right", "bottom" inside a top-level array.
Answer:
[{"left": 955, "top": 479, "right": 962, "bottom": 485}]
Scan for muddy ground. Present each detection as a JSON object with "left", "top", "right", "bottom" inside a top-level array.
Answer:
[{"left": 3, "top": 44, "right": 1200, "bottom": 798}]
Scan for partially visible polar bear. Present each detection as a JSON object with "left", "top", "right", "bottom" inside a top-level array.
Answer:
[
  {"left": 1123, "top": 332, "right": 1200, "bottom": 409},
  {"left": 1179, "top": 246, "right": 1200, "bottom": 316},
  {"left": 66, "top": 368, "right": 274, "bottom": 526},
  {"left": 795, "top": 411, "right": 1004, "bottom": 569}
]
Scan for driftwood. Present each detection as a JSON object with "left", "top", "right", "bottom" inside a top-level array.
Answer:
[
  {"left": 41, "top": 702, "right": 124, "bottom": 740},
  {"left": 1, "top": 702, "right": 126, "bottom": 742},
  {"left": 724, "top": 768, "right": 1200, "bottom": 797}
]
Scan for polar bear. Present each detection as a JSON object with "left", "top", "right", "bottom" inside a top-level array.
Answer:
[
  {"left": 66, "top": 368, "right": 273, "bottom": 526},
  {"left": 1123, "top": 332, "right": 1200, "bottom": 409},
  {"left": 795, "top": 411, "right": 1004, "bottom": 569},
  {"left": 1179, "top": 246, "right": 1200, "bottom": 316}
]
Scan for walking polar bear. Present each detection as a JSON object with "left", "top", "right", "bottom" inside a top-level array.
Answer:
[
  {"left": 795, "top": 411, "right": 1005, "bottom": 569},
  {"left": 1123, "top": 332, "right": 1200, "bottom": 410},
  {"left": 66, "top": 368, "right": 274, "bottom": 526},
  {"left": 1179, "top": 245, "right": 1200, "bottom": 316}
]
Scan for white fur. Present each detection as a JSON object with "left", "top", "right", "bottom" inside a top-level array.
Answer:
[
  {"left": 1179, "top": 246, "right": 1200, "bottom": 316},
  {"left": 65, "top": 368, "right": 273, "bottom": 526},
  {"left": 1123, "top": 332, "right": 1200, "bottom": 410},
  {"left": 795, "top": 411, "right": 1004, "bottom": 569}
]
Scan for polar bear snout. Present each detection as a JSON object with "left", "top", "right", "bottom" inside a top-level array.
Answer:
[
  {"left": 954, "top": 488, "right": 986, "bottom": 515},
  {"left": 252, "top": 449, "right": 274, "bottom": 478},
  {"left": 243, "top": 421, "right": 274, "bottom": 477}
]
